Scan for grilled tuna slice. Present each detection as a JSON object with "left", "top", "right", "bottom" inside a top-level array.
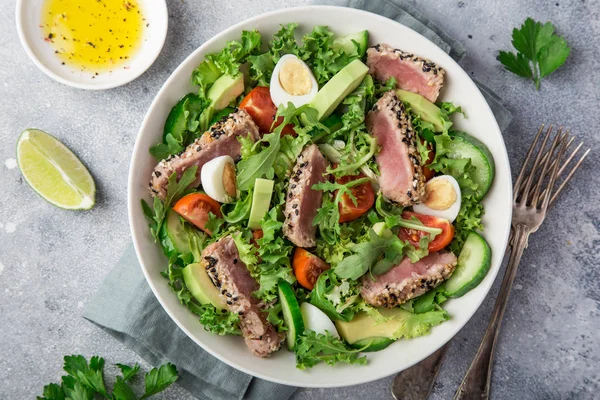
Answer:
[
  {"left": 367, "top": 43, "right": 445, "bottom": 103},
  {"left": 360, "top": 252, "right": 457, "bottom": 308},
  {"left": 367, "top": 90, "right": 425, "bottom": 205},
  {"left": 202, "top": 236, "right": 282, "bottom": 357},
  {"left": 283, "top": 144, "right": 328, "bottom": 248},
  {"left": 149, "top": 109, "right": 260, "bottom": 200}
]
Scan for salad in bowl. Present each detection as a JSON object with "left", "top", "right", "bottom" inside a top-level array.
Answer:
[{"left": 141, "top": 23, "right": 495, "bottom": 369}]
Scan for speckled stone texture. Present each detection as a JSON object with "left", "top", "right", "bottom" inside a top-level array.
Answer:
[{"left": 1, "top": 0, "right": 599, "bottom": 399}]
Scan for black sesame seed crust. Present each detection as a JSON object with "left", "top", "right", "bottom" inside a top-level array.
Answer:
[
  {"left": 366, "top": 90, "right": 426, "bottom": 205},
  {"left": 360, "top": 253, "right": 457, "bottom": 308},
  {"left": 367, "top": 43, "right": 445, "bottom": 103},
  {"left": 202, "top": 236, "right": 283, "bottom": 357},
  {"left": 149, "top": 109, "right": 260, "bottom": 200}
]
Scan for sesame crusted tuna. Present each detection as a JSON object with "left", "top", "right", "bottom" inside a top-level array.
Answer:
[
  {"left": 360, "top": 252, "right": 457, "bottom": 308},
  {"left": 149, "top": 109, "right": 260, "bottom": 200},
  {"left": 367, "top": 43, "right": 445, "bottom": 102},
  {"left": 202, "top": 236, "right": 282, "bottom": 357},
  {"left": 283, "top": 144, "right": 328, "bottom": 248},
  {"left": 366, "top": 90, "right": 425, "bottom": 206}
]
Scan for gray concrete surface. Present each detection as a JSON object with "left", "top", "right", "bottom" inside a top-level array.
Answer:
[{"left": 1, "top": 0, "right": 599, "bottom": 399}]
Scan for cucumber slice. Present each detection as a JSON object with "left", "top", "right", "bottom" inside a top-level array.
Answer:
[
  {"left": 278, "top": 281, "right": 305, "bottom": 350},
  {"left": 445, "top": 132, "right": 495, "bottom": 200},
  {"left": 332, "top": 30, "right": 369, "bottom": 57},
  {"left": 444, "top": 232, "right": 492, "bottom": 298},
  {"left": 347, "top": 337, "right": 394, "bottom": 352},
  {"left": 164, "top": 210, "right": 191, "bottom": 255},
  {"left": 248, "top": 178, "right": 274, "bottom": 229}
]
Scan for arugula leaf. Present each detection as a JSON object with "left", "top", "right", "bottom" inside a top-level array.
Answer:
[
  {"left": 221, "top": 190, "right": 253, "bottom": 224},
  {"left": 273, "top": 132, "right": 311, "bottom": 179},
  {"left": 497, "top": 17, "right": 570, "bottom": 89},
  {"left": 115, "top": 364, "right": 141, "bottom": 382},
  {"left": 140, "top": 363, "right": 179, "bottom": 399},
  {"left": 309, "top": 270, "right": 359, "bottom": 322},
  {"left": 236, "top": 132, "right": 281, "bottom": 191},
  {"left": 198, "top": 304, "right": 242, "bottom": 336},
  {"left": 334, "top": 229, "right": 400, "bottom": 280},
  {"left": 312, "top": 177, "right": 371, "bottom": 244},
  {"left": 295, "top": 330, "right": 367, "bottom": 369},
  {"left": 141, "top": 166, "right": 198, "bottom": 240}
]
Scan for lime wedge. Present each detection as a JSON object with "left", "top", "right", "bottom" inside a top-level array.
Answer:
[{"left": 16, "top": 129, "right": 95, "bottom": 210}]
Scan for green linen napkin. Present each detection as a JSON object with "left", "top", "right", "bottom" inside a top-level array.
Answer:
[{"left": 83, "top": 1, "right": 512, "bottom": 399}]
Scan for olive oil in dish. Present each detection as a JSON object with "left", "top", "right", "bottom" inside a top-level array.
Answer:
[{"left": 41, "top": 0, "right": 145, "bottom": 73}]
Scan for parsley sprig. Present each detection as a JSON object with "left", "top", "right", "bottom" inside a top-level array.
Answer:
[
  {"left": 497, "top": 17, "right": 570, "bottom": 89},
  {"left": 141, "top": 166, "right": 198, "bottom": 240},
  {"left": 37, "top": 355, "right": 178, "bottom": 400}
]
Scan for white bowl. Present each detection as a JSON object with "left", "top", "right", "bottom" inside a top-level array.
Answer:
[
  {"left": 15, "top": 0, "right": 168, "bottom": 90},
  {"left": 128, "top": 6, "right": 512, "bottom": 388}
]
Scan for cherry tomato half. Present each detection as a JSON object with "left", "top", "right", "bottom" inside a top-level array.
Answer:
[
  {"left": 398, "top": 211, "right": 454, "bottom": 252},
  {"left": 292, "top": 248, "right": 330, "bottom": 290},
  {"left": 239, "top": 87, "right": 295, "bottom": 136},
  {"left": 173, "top": 193, "right": 222, "bottom": 236},
  {"left": 336, "top": 173, "right": 375, "bottom": 223}
]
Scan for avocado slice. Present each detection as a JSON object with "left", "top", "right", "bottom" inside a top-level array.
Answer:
[
  {"left": 248, "top": 178, "right": 274, "bottom": 229},
  {"left": 307, "top": 59, "right": 369, "bottom": 121},
  {"left": 395, "top": 89, "right": 452, "bottom": 133},
  {"left": 207, "top": 73, "right": 245, "bottom": 111},
  {"left": 335, "top": 311, "right": 403, "bottom": 348},
  {"left": 348, "top": 337, "right": 394, "bottom": 352},
  {"left": 182, "top": 263, "right": 228, "bottom": 310}
]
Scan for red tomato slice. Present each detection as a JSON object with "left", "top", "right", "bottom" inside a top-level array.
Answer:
[
  {"left": 336, "top": 173, "right": 375, "bottom": 223},
  {"left": 292, "top": 248, "right": 330, "bottom": 290},
  {"left": 420, "top": 138, "right": 436, "bottom": 181},
  {"left": 398, "top": 211, "right": 454, "bottom": 252},
  {"left": 239, "top": 87, "right": 295, "bottom": 136},
  {"left": 173, "top": 193, "right": 222, "bottom": 236}
]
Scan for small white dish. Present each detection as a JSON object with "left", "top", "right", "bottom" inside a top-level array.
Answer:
[{"left": 15, "top": 0, "right": 168, "bottom": 90}]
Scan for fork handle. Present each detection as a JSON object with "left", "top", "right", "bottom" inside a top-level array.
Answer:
[{"left": 453, "top": 224, "right": 530, "bottom": 400}]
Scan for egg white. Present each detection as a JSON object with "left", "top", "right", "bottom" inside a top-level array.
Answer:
[
  {"left": 270, "top": 54, "right": 318, "bottom": 108},
  {"left": 413, "top": 175, "right": 462, "bottom": 222},
  {"left": 300, "top": 302, "right": 339, "bottom": 338},
  {"left": 200, "top": 155, "right": 236, "bottom": 203}
]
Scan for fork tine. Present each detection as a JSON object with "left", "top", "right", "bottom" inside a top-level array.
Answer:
[
  {"left": 513, "top": 124, "right": 547, "bottom": 202},
  {"left": 549, "top": 147, "right": 591, "bottom": 208},
  {"left": 529, "top": 135, "right": 575, "bottom": 198},
  {"left": 538, "top": 139, "right": 583, "bottom": 204},
  {"left": 531, "top": 130, "right": 567, "bottom": 207},
  {"left": 520, "top": 125, "right": 554, "bottom": 205},
  {"left": 541, "top": 133, "right": 569, "bottom": 211}
]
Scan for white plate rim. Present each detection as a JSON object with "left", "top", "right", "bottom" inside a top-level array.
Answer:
[{"left": 127, "top": 5, "right": 512, "bottom": 388}]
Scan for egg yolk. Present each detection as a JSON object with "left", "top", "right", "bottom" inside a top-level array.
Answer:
[
  {"left": 423, "top": 179, "right": 457, "bottom": 210},
  {"left": 279, "top": 59, "right": 312, "bottom": 96}
]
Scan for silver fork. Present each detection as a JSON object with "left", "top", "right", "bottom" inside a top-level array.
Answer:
[{"left": 391, "top": 125, "right": 590, "bottom": 400}]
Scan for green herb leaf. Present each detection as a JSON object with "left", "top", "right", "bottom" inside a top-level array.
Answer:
[
  {"left": 112, "top": 377, "right": 138, "bottom": 400},
  {"left": 295, "top": 330, "right": 367, "bottom": 369},
  {"left": 140, "top": 363, "right": 179, "bottom": 399},
  {"left": 37, "top": 383, "right": 65, "bottom": 400},
  {"left": 221, "top": 190, "right": 253, "bottom": 224},
  {"left": 236, "top": 132, "right": 281, "bottom": 191},
  {"left": 141, "top": 166, "right": 198, "bottom": 241},
  {"left": 498, "top": 17, "right": 570, "bottom": 89},
  {"left": 63, "top": 355, "right": 108, "bottom": 398},
  {"left": 334, "top": 229, "right": 396, "bottom": 280},
  {"left": 198, "top": 304, "right": 242, "bottom": 335},
  {"left": 390, "top": 309, "right": 449, "bottom": 339},
  {"left": 116, "top": 363, "right": 141, "bottom": 382}
]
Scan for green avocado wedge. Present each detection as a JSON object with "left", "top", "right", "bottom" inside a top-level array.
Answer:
[{"left": 183, "top": 263, "right": 228, "bottom": 310}]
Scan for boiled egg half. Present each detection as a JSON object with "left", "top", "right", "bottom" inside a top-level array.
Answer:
[
  {"left": 200, "top": 155, "right": 237, "bottom": 203},
  {"left": 300, "top": 302, "right": 339, "bottom": 338},
  {"left": 413, "top": 175, "right": 462, "bottom": 222},
  {"left": 270, "top": 54, "right": 318, "bottom": 108}
]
